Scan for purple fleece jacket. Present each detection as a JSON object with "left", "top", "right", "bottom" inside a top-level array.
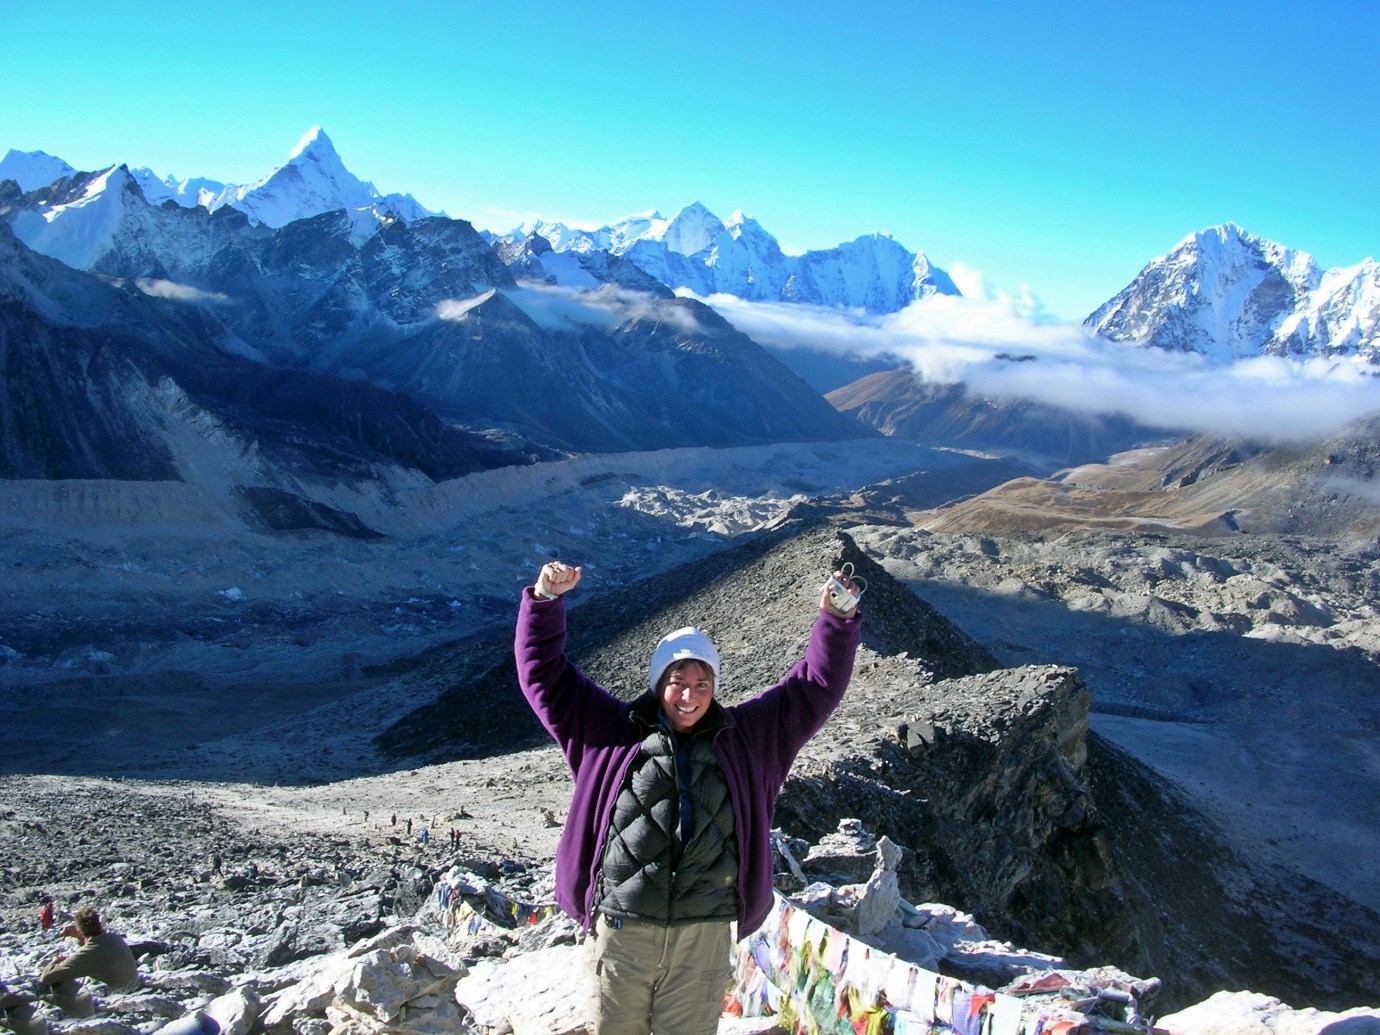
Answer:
[{"left": 515, "top": 587, "right": 862, "bottom": 934}]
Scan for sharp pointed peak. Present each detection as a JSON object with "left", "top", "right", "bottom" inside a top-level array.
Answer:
[
  {"left": 288, "top": 126, "right": 336, "bottom": 161},
  {"left": 1176, "top": 223, "right": 1254, "bottom": 250},
  {"left": 673, "top": 200, "right": 719, "bottom": 219}
]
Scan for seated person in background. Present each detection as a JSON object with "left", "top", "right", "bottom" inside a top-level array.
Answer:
[{"left": 38, "top": 907, "right": 139, "bottom": 1017}]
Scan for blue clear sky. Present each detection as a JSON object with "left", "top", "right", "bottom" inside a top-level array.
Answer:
[{"left": 4, "top": 0, "right": 1377, "bottom": 320}]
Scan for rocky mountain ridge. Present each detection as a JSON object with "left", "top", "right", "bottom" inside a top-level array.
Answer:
[
  {"left": 1086, "top": 223, "right": 1380, "bottom": 363},
  {"left": 492, "top": 203, "right": 963, "bottom": 315},
  {"left": 0, "top": 218, "right": 536, "bottom": 489},
  {"left": 0, "top": 172, "right": 867, "bottom": 488},
  {"left": 7, "top": 132, "right": 1376, "bottom": 369},
  {"left": 373, "top": 523, "right": 1379, "bottom": 1011},
  {"left": 825, "top": 368, "right": 1172, "bottom": 465},
  {"left": 6, "top": 134, "right": 1378, "bottom": 491}
]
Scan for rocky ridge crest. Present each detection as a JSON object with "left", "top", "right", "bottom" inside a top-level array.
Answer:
[
  {"left": 377, "top": 521, "right": 1380, "bottom": 1009},
  {"left": 2, "top": 521, "right": 1377, "bottom": 1035}
]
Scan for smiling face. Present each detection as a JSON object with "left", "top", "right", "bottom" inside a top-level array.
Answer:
[{"left": 658, "top": 659, "right": 716, "bottom": 733}]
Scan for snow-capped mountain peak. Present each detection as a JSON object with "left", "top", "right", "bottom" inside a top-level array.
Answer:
[
  {"left": 651, "top": 201, "right": 726, "bottom": 256},
  {"left": 1087, "top": 222, "right": 1377, "bottom": 363},
  {"left": 514, "top": 219, "right": 611, "bottom": 253},
  {"left": 131, "top": 168, "right": 230, "bottom": 210},
  {"left": 224, "top": 127, "right": 371, "bottom": 231},
  {"left": 723, "top": 210, "right": 776, "bottom": 244},
  {"left": 203, "top": 126, "right": 438, "bottom": 241},
  {"left": 606, "top": 209, "right": 665, "bottom": 250},
  {"left": 275, "top": 126, "right": 362, "bottom": 194},
  {"left": 4, "top": 130, "right": 447, "bottom": 273},
  {"left": 494, "top": 201, "right": 961, "bottom": 313},
  {"left": 288, "top": 125, "right": 331, "bottom": 162},
  {"left": 1168, "top": 223, "right": 1316, "bottom": 290},
  {"left": 6, "top": 164, "right": 141, "bottom": 270},
  {"left": 0, "top": 149, "right": 78, "bottom": 191}
]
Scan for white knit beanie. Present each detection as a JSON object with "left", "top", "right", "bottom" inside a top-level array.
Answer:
[{"left": 648, "top": 626, "right": 721, "bottom": 693}]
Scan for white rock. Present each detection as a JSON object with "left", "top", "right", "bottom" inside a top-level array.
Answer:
[
  {"left": 259, "top": 927, "right": 461, "bottom": 1030},
  {"left": 149, "top": 1014, "right": 217, "bottom": 1035},
  {"left": 851, "top": 836, "right": 902, "bottom": 936},
  {"left": 260, "top": 955, "right": 353, "bottom": 1025},
  {"left": 202, "top": 987, "right": 261, "bottom": 1035},
  {"left": 389, "top": 996, "right": 470, "bottom": 1035},
  {"left": 344, "top": 949, "right": 426, "bottom": 1021},
  {"left": 907, "top": 902, "right": 987, "bottom": 950},
  {"left": 852, "top": 924, "right": 944, "bottom": 971},
  {"left": 1159, "top": 990, "right": 1380, "bottom": 1035},
  {"left": 454, "top": 944, "right": 587, "bottom": 1035}
]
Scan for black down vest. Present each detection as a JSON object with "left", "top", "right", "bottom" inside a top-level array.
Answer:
[{"left": 593, "top": 698, "right": 739, "bottom": 924}]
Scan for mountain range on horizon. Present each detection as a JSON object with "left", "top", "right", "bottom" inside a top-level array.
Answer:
[
  {"left": 1, "top": 125, "right": 1379, "bottom": 506},
  {"left": 0, "top": 145, "right": 870, "bottom": 500},
  {"left": 0, "top": 127, "right": 961, "bottom": 318},
  {"left": 4, "top": 125, "right": 1377, "bottom": 366}
]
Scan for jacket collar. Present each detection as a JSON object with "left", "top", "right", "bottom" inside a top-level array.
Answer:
[{"left": 629, "top": 691, "right": 730, "bottom": 736}]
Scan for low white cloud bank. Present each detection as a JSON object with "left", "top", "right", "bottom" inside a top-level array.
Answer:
[
  {"left": 436, "top": 291, "right": 496, "bottom": 322},
  {"left": 693, "top": 290, "right": 1380, "bottom": 444},
  {"left": 493, "top": 283, "right": 707, "bottom": 336},
  {"left": 501, "top": 284, "right": 624, "bottom": 333},
  {"left": 135, "top": 278, "right": 231, "bottom": 305}
]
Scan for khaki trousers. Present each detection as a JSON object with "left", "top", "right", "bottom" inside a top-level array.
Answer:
[{"left": 584, "top": 914, "right": 733, "bottom": 1035}]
